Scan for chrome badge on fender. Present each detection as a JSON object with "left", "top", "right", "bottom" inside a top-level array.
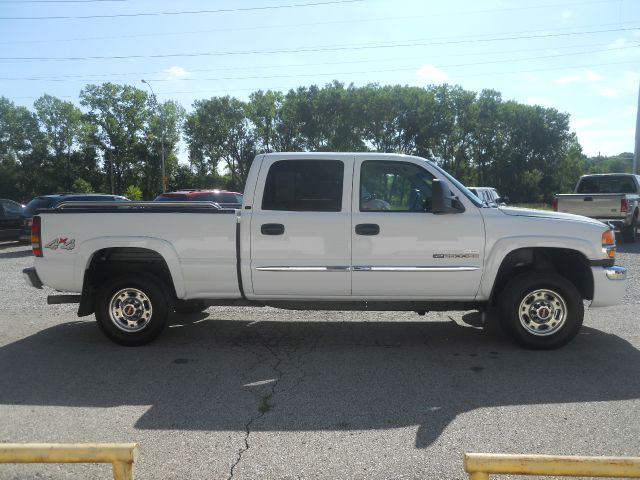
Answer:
[{"left": 45, "top": 238, "right": 76, "bottom": 251}]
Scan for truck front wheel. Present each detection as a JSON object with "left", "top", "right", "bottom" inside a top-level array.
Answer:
[
  {"left": 95, "top": 274, "right": 172, "bottom": 346},
  {"left": 497, "top": 272, "right": 583, "bottom": 349}
]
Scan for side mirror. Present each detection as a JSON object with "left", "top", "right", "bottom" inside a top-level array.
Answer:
[
  {"left": 431, "top": 179, "right": 464, "bottom": 214},
  {"left": 497, "top": 196, "right": 509, "bottom": 204}
]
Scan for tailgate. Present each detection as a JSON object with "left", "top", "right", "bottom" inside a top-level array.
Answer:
[{"left": 556, "top": 194, "right": 624, "bottom": 218}]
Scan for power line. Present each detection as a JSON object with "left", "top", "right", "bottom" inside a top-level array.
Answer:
[
  {"left": 1, "top": 15, "right": 635, "bottom": 46},
  {"left": 0, "top": 0, "right": 125, "bottom": 2},
  {"left": 0, "top": 40, "right": 621, "bottom": 81},
  {"left": 0, "top": 0, "right": 617, "bottom": 21},
  {"left": 7, "top": 58, "right": 638, "bottom": 101},
  {"left": 0, "top": 0, "right": 364, "bottom": 20},
  {"left": 3, "top": 43, "right": 637, "bottom": 83},
  {"left": 1, "top": 26, "right": 638, "bottom": 62},
  {"left": 0, "top": 0, "right": 621, "bottom": 43}
]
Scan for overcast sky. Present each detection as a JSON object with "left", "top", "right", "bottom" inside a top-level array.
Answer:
[{"left": 1, "top": 0, "right": 638, "bottom": 157}]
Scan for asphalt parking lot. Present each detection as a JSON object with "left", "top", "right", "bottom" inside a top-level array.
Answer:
[{"left": 0, "top": 240, "right": 639, "bottom": 479}]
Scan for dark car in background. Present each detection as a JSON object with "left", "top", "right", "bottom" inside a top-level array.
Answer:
[
  {"left": 154, "top": 190, "right": 243, "bottom": 209},
  {"left": 0, "top": 199, "right": 25, "bottom": 241},
  {"left": 19, "top": 193, "right": 130, "bottom": 242}
]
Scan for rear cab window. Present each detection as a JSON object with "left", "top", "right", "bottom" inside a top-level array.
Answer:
[
  {"left": 261, "top": 159, "right": 344, "bottom": 212},
  {"left": 577, "top": 175, "right": 638, "bottom": 194}
]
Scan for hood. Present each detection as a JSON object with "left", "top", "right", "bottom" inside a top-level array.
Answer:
[{"left": 498, "top": 206, "right": 608, "bottom": 228}]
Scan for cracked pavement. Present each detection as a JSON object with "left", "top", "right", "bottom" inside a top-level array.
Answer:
[{"left": 1, "top": 240, "right": 640, "bottom": 479}]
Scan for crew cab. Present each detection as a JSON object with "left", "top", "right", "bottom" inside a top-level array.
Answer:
[
  {"left": 553, "top": 173, "right": 640, "bottom": 243},
  {"left": 23, "top": 153, "right": 626, "bottom": 349}
]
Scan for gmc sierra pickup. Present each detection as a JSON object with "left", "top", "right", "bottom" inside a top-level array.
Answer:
[{"left": 23, "top": 152, "right": 626, "bottom": 349}]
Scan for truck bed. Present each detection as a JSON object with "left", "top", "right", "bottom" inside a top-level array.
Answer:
[{"left": 35, "top": 206, "right": 241, "bottom": 299}]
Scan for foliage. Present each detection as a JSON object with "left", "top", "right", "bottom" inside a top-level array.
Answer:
[
  {"left": 124, "top": 185, "right": 143, "bottom": 201},
  {"left": 71, "top": 178, "right": 93, "bottom": 193},
  {"left": 0, "top": 82, "right": 619, "bottom": 204},
  {"left": 585, "top": 152, "right": 634, "bottom": 174}
]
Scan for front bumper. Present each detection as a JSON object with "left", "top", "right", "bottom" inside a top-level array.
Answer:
[
  {"left": 23, "top": 267, "right": 43, "bottom": 289},
  {"left": 590, "top": 265, "right": 626, "bottom": 307}
]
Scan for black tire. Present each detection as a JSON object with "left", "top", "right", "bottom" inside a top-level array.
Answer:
[
  {"left": 497, "top": 271, "right": 583, "bottom": 349},
  {"left": 175, "top": 300, "right": 208, "bottom": 314},
  {"left": 95, "top": 273, "right": 172, "bottom": 346},
  {"left": 622, "top": 216, "right": 637, "bottom": 243}
]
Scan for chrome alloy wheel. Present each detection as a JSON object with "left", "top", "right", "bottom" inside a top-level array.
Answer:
[
  {"left": 108, "top": 288, "right": 153, "bottom": 332},
  {"left": 518, "top": 288, "right": 567, "bottom": 336}
]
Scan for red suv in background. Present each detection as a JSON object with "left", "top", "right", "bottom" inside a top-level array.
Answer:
[{"left": 154, "top": 190, "right": 243, "bottom": 209}]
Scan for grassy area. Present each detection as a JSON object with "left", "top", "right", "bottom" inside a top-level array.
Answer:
[{"left": 512, "top": 203, "right": 553, "bottom": 211}]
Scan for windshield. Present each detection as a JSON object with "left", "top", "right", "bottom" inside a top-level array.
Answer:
[{"left": 424, "top": 161, "right": 485, "bottom": 207}]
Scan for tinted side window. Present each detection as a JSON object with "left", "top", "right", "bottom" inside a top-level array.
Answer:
[
  {"left": 360, "top": 161, "right": 434, "bottom": 212},
  {"left": 2, "top": 202, "right": 22, "bottom": 217},
  {"left": 262, "top": 160, "right": 344, "bottom": 212}
]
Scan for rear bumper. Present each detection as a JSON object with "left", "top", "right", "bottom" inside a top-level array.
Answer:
[
  {"left": 23, "top": 267, "right": 43, "bottom": 289},
  {"left": 590, "top": 266, "right": 626, "bottom": 307}
]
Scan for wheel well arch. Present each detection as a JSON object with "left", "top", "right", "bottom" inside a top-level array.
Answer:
[
  {"left": 490, "top": 247, "right": 593, "bottom": 305},
  {"left": 78, "top": 247, "right": 176, "bottom": 316}
]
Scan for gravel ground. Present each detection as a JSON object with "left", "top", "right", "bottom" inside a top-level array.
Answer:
[{"left": 0, "top": 239, "right": 639, "bottom": 479}]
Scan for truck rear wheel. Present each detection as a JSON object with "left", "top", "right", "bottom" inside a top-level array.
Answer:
[
  {"left": 497, "top": 271, "right": 583, "bottom": 349},
  {"left": 622, "top": 216, "right": 637, "bottom": 243},
  {"left": 95, "top": 274, "right": 172, "bottom": 346}
]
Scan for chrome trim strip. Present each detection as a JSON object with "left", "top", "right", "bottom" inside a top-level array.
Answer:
[
  {"left": 605, "top": 266, "right": 627, "bottom": 280},
  {"left": 255, "top": 266, "right": 351, "bottom": 272},
  {"left": 255, "top": 266, "right": 481, "bottom": 273},
  {"left": 352, "top": 266, "right": 480, "bottom": 272}
]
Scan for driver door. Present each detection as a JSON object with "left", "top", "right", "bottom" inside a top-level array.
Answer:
[{"left": 351, "top": 157, "right": 485, "bottom": 299}]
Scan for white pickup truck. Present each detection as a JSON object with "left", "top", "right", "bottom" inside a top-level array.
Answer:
[
  {"left": 23, "top": 152, "right": 626, "bottom": 349},
  {"left": 553, "top": 173, "right": 640, "bottom": 243}
]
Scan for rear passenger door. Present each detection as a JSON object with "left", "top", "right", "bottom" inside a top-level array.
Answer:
[{"left": 249, "top": 156, "right": 353, "bottom": 297}]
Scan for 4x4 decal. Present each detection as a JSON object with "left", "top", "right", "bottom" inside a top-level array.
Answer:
[{"left": 44, "top": 238, "right": 76, "bottom": 251}]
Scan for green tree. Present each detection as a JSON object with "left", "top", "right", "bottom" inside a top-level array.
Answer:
[
  {"left": 0, "top": 97, "right": 47, "bottom": 200},
  {"left": 470, "top": 89, "right": 502, "bottom": 186},
  {"left": 71, "top": 178, "right": 94, "bottom": 193},
  {"left": 80, "top": 83, "right": 148, "bottom": 195},
  {"left": 139, "top": 98, "right": 185, "bottom": 199},
  {"left": 185, "top": 96, "right": 256, "bottom": 190},
  {"left": 34, "top": 94, "right": 97, "bottom": 192},
  {"left": 247, "top": 90, "right": 284, "bottom": 153}
]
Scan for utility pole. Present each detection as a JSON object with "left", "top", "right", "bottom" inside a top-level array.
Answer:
[
  {"left": 634, "top": 80, "right": 639, "bottom": 175},
  {"left": 141, "top": 79, "right": 166, "bottom": 193}
]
